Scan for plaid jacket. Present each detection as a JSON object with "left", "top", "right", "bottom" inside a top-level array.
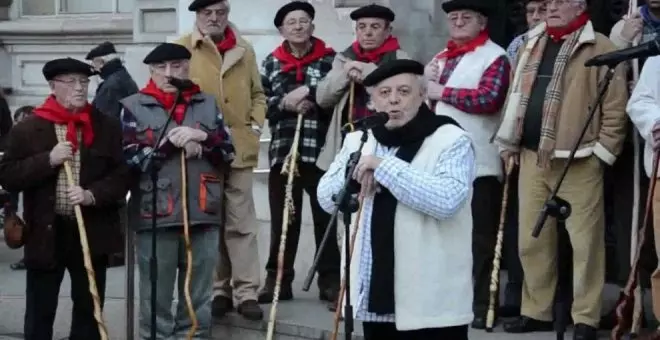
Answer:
[{"left": 261, "top": 45, "right": 335, "bottom": 167}]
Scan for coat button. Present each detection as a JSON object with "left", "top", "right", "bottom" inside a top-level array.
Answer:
[
  {"left": 47, "top": 224, "right": 52, "bottom": 231},
  {"left": 224, "top": 98, "right": 229, "bottom": 104}
]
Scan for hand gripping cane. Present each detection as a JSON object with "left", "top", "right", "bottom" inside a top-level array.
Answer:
[
  {"left": 485, "top": 157, "right": 516, "bottom": 331},
  {"left": 266, "top": 113, "right": 304, "bottom": 340},
  {"left": 180, "top": 151, "right": 199, "bottom": 339},
  {"left": 62, "top": 161, "right": 109, "bottom": 340}
]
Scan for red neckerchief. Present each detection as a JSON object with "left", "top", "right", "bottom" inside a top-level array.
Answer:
[
  {"left": 272, "top": 38, "right": 335, "bottom": 82},
  {"left": 216, "top": 27, "right": 237, "bottom": 54},
  {"left": 546, "top": 11, "right": 590, "bottom": 42},
  {"left": 434, "top": 30, "right": 490, "bottom": 60},
  {"left": 351, "top": 36, "right": 400, "bottom": 63},
  {"left": 139, "top": 79, "right": 201, "bottom": 125},
  {"left": 33, "top": 95, "right": 94, "bottom": 153}
]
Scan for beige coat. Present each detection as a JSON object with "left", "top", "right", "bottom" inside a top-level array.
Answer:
[
  {"left": 175, "top": 24, "right": 267, "bottom": 169},
  {"left": 315, "top": 50, "right": 409, "bottom": 171},
  {"left": 494, "top": 21, "right": 628, "bottom": 165}
]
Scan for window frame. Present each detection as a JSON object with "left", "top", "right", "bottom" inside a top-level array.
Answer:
[{"left": 18, "top": 0, "right": 124, "bottom": 17}]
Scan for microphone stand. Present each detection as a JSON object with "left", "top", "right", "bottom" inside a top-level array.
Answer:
[
  {"left": 530, "top": 63, "right": 618, "bottom": 340},
  {"left": 302, "top": 128, "right": 369, "bottom": 340},
  {"left": 134, "top": 90, "right": 180, "bottom": 340}
]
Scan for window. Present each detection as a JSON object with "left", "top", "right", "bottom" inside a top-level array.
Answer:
[{"left": 20, "top": 0, "right": 133, "bottom": 16}]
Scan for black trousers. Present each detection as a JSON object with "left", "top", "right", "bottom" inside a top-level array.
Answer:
[
  {"left": 503, "top": 168, "right": 523, "bottom": 308},
  {"left": 363, "top": 322, "right": 468, "bottom": 340},
  {"left": 605, "top": 134, "right": 655, "bottom": 288},
  {"left": 471, "top": 176, "right": 503, "bottom": 316},
  {"left": 265, "top": 163, "right": 340, "bottom": 288},
  {"left": 24, "top": 216, "right": 108, "bottom": 340}
]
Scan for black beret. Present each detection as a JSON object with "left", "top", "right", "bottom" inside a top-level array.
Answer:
[
  {"left": 42, "top": 58, "right": 95, "bottom": 81},
  {"left": 143, "top": 43, "right": 192, "bottom": 64},
  {"left": 362, "top": 59, "right": 424, "bottom": 87},
  {"left": 274, "top": 1, "right": 315, "bottom": 28},
  {"left": 349, "top": 4, "right": 395, "bottom": 22},
  {"left": 442, "top": 0, "right": 494, "bottom": 17},
  {"left": 85, "top": 41, "right": 116, "bottom": 60},
  {"left": 188, "top": 0, "right": 224, "bottom": 12}
]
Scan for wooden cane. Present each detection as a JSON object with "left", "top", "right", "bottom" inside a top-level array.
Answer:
[
  {"left": 180, "top": 151, "right": 198, "bottom": 340},
  {"left": 330, "top": 200, "right": 364, "bottom": 340},
  {"left": 612, "top": 152, "right": 660, "bottom": 340},
  {"left": 266, "top": 113, "right": 304, "bottom": 340},
  {"left": 485, "top": 157, "right": 516, "bottom": 332},
  {"left": 627, "top": 0, "right": 644, "bottom": 334},
  {"left": 62, "top": 161, "right": 109, "bottom": 340}
]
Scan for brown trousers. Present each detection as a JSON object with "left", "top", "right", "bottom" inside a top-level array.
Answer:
[
  {"left": 518, "top": 149, "right": 605, "bottom": 327},
  {"left": 213, "top": 167, "right": 261, "bottom": 303}
]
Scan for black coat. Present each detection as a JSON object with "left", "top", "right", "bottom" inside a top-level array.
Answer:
[{"left": 92, "top": 59, "right": 139, "bottom": 119}]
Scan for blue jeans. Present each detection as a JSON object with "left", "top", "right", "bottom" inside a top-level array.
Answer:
[{"left": 137, "top": 227, "right": 219, "bottom": 339}]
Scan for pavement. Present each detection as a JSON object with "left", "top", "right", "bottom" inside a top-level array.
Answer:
[{"left": 0, "top": 218, "right": 651, "bottom": 339}]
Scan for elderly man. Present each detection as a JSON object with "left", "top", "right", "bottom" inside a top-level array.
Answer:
[
  {"left": 627, "top": 55, "right": 660, "bottom": 340},
  {"left": 494, "top": 0, "right": 628, "bottom": 337},
  {"left": 86, "top": 41, "right": 138, "bottom": 119},
  {"left": 315, "top": 3, "right": 408, "bottom": 171},
  {"left": 174, "top": 0, "right": 267, "bottom": 320},
  {"left": 318, "top": 59, "right": 475, "bottom": 340},
  {"left": 0, "top": 57, "right": 128, "bottom": 340},
  {"left": 600, "top": 0, "right": 660, "bottom": 330},
  {"left": 507, "top": 0, "right": 547, "bottom": 62},
  {"left": 425, "top": 0, "right": 510, "bottom": 329},
  {"left": 120, "top": 42, "right": 235, "bottom": 338},
  {"left": 258, "top": 1, "right": 340, "bottom": 305}
]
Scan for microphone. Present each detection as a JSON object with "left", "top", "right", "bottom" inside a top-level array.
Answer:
[
  {"left": 341, "top": 111, "right": 389, "bottom": 133},
  {"left": 584, "top": 37, "right": 660, "bottom": 67},
  {"left": 167, "top": 77, "right": 196, "bottom": 91}
]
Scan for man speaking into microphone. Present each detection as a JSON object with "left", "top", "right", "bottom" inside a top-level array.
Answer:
[
  {"left": 120, "top": 42, "right": 235, "bottom": 338},
  {"left": 317, "top": 59, "right": 476, "bottom": 339}
]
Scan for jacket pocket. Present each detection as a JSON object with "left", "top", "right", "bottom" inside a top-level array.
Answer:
[
  {"left": 231, "top": 125, "right": 260, "bottom": 164},
  {"left": 199, "top": 173, "right": 222, "bottom": 214},
  {"left": 139, "top": 178, "right": 174, "bottom": 218}
]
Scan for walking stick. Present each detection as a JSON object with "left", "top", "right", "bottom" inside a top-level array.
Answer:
[
  {"left": 62, "top": 161, "right": 109, "bottom": 340},
  {"left": 330, "top": 198, "right": 364, "bottom": 340},
  {"left": 612, "top": 151, "right": 660, "bottom": 340},
  {"left": 485, "top": 157, "right": 516, "bottom": 332},
  {"left": 628, "top": 1, "right": 645, "bottom": 334},
  {"left": 266, "top": 113, "right": 304, "bottom": 340},
  {"left": 180, "top": 151, "right": 198, "bottom": 340}
]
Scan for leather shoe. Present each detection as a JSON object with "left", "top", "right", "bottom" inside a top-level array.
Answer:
[
  {"left": 257, "top": 282, "right": 293, "bottom": 304},
  {"left": 471, "top": 315, "right": 498, "bottom": 330},
  {"left": 237, "top": 300, "right": 263, "bottom": 321},
  {"left": 573, "top": 323, "right": 597, "bottom": 340},
  {"left": 504, "top": 316, "right": 553, "bottom": 333},
  {"left": 211, "top": 295, "right": 233, "bottom": 318}
]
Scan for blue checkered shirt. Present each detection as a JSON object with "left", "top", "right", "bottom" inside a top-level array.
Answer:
[
  {"left": 506, "top": 34, "right": 526, "bottom": 63},
  {"left": 317, "top": 134, "right": 476, "bottom": 322}
]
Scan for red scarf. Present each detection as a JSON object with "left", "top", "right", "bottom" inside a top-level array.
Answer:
[
  {"left": 216, "top": 27, "right": 237, "bottom": 54},
  {"left": 351, "top": 36, "right": 400, "bottom": 63},
  {"left": 139, "top": 79, "right": 201, "bottom": 125},
  {"left": 33, "top": 95, "right": 94, "bottom": 153},
  {"left": 434, "top": 30, "right": 489, "bottom": 60},
  {"left": 546, "top": 12, "right": 590, "bottom": 42},
  {"left": 272, "top": 38, "right": 335, "bottom": 82}
]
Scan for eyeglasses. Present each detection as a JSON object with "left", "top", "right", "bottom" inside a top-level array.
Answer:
[{"left": 546, "top": 0, "right": 582, "bottom": 6}]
